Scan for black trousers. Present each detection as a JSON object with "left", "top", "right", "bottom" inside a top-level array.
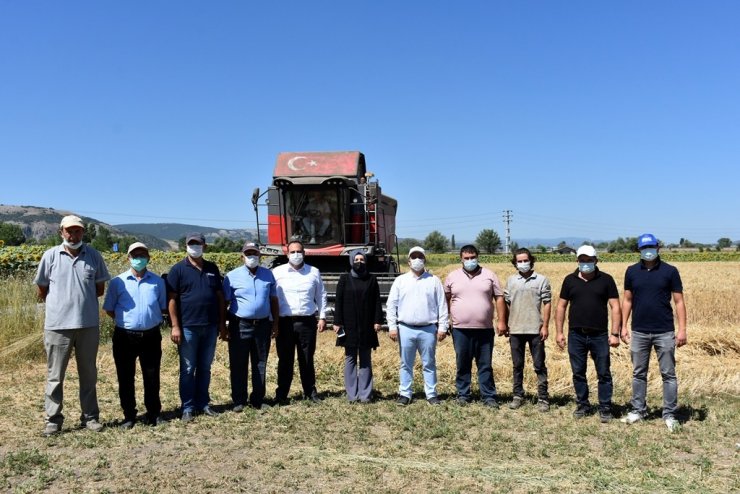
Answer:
[
  {"left": 112, "top": 326, "right": 162, "bottom": 421},
  {"left": 275, "top": 316, "right": 318, "bottom": 399},
  {"left": 228, "top": 318, "right": 271, "bottom": 408}
]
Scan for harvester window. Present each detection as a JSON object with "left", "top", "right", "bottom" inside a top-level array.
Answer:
[{"left": 285, "top": 189, "right": 341, "bottom": 245}]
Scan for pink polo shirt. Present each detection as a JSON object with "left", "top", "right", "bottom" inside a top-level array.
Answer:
[{"left": 444, "top": 267, "right": 503, "bottom": 329}]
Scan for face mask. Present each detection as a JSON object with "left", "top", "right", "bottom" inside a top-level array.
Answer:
[
  {"left": 640, "top": 248, "right": 658, "bottom": 261},
  {"left": 463, "top": 259, "right": 478, "bottom": 272},
  {"left": 130, "top": 257, "right": 149, "bottom": 271},
  {"left": 578, "top": 262, "right": 596, "bottom": 274},
  {"left": 244, "top": 255, "right": 260, "bottom": 269},
  {"left": 289, "top": 252, "right": 304, "bottom": 266},
  {"left": 187, "top": 245, "right": 203, "bottom": 258},
  {"left": 63, "top": 239, "right": 83, "bottom": 250},
  {"left": 352, "top": 262, "right": 366, "bottom": 274},
  {"left": 410, "top": 258, "right": 425, "bottom": 272},
  {"left": 516, "top": 262, "right": 531, "bottom": 274}
]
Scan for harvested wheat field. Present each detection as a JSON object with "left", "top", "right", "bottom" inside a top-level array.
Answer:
[{"left": 0, "top": 262, "right": 738, "bottom": 493}]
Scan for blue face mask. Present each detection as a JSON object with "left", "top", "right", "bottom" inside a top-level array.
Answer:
[
  {"left": 130, "top": 257, "right": 149, "bottom": 271},
  {"left": 578, "top": 262, "right": 596, "bottom": 274},
  {"left": 640, "top": 248, "right": 658, "bottom": 261},
  {"left": 463, "top": 259, "right": 479, "bottom": 272}
]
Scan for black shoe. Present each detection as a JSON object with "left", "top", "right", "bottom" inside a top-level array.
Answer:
[
  {"left": 599, "top": 409, "right": 613, "bottom": 423},
  {"left": 396, "top": 395, "right": 411, "bottom": 406},
  {"left": 181, "top": 411, "right": 194, "bottom": 423},
  {"left": 573, "top": 404, "right": 591, "bottom": 419},
  {"left": 305, "top": 394, "right": 322, "bottom": 404},
  {"left": 484, "top": 399, "right": 500, "bottom": 409},
  {"left": 148, "top": 416, "right": 165, "bottom": 426},
  {"left": 273, "top": 397, "right": 290, "bottom": 406},
  {"left": 232, "top": 404, "right": 245, "bottom": 413},
  {"left": 201, "top": 406, "right": 219, "bottom": 417},
  {"left": 427, "top": 396, "right": 441, "bottom": 405},
  {"left": 456, "top": 397, "right": 471, "bottom": 406},
  {"left": 120, "top": 419, "right": 135, "bottom": 430}
]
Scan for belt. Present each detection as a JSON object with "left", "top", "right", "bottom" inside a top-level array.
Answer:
[
  {"left": 281, "top": 315, "right": 316, "bottom": 321},
  {"left": 115, "top": 325, "right": 160, "bottom": 337},
  {"left": 571, "top": 327, "right": 607, "bottom": 335},
  {"left": 399, "top": 322, "right": 434, "bottom": 328},
  {"left": 236, "top": 317, "right": 269, "bottom": 325}
]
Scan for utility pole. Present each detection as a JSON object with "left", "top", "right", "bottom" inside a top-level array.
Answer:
[{"left": 502, "top": 209, "right": 513, "bottom": 254}]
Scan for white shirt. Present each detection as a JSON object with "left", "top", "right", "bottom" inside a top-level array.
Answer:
[
  {"left": 386, "top": 270, "right": 449, "bottom": 333},
  {"left": 273, "top": 262, "right": 327, "bottom": 318}
]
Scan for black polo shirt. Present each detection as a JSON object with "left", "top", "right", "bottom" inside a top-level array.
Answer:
[
  {"left": 166, "top": 257, "right": 222, "bottom": 326},
  {"left": 624, "top": 258, "right": 682, "bottom": 333},
  {"left": 559, "top": 268, "right": 619, "bottom": 332}
]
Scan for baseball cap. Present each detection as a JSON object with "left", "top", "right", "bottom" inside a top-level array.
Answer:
[
  {"left": 127, "top": 242, "right": 149, "bottom": 255},
  {"left": 637, "top": 233, "right": 658, "bottom": 249},
  {"left": 408, "top": 246, "right": 425, "bottom": 257},
  {"left": 60, "top": 215, "right": 84, "bottom": 229},
  {"left": 185, "top": 232, "right": 206, "bottom": 244},
  {"left": 576, "top": 245, "right": 597, "bottom": 258},
  {"left": 242, "top": 241, "right": 260, "bottom": 254}
]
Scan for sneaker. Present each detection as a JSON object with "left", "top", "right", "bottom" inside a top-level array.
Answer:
[
  {"left": 427, "top": 396, "right": 441, "bottom": 405},
  {"left": 396, "top": 395, "right": 411, "bottom": 406},
  {"left": 43, "top": 422, "right": 61, "bottom": 437},
  {"left": 537, "top": 400, "right": 550, "bottom": 413},
  {"left": 201, "top": 406, "right": 219, "bottom": 417},
  {"left": 508, "top": 396, "right": 524, "bottom": 410},
  {"left": 119, "top": 419, "right": 135, "bottom": 430},
  {"left": 665, "top": 417, "right": 680, "bottom": 432},
  {"left": 599, "top": 409, "right": 613, "bottom": 423},
  {"left": 620, "top": 411, "right": 643, "bottom": 424},
  {"left": 573, "top": 404, "right": 590, "bottom": 419},
  {"left": 84, "top": 419, "right": 104, "bottom": 432},
  {"left": 483, "top": 399, "right": 500, "bottom": 409},
  {"left": 232, "top": 404, "right": 245, "bottom": 413},
  {"left": 181, "top": 411, "right": 194, "bottom": 423}
]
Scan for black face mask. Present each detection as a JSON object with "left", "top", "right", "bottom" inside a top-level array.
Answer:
[{"left": 352, "top": 262, "right": 366, "bottom": 274}]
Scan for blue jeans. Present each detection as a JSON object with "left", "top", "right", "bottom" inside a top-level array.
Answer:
[
  {"left": 178, "top": 324, "right": 218, "bottom": 413},
  {"left": 398, "top": 323, "right": 438, "bottom": 399},
  {"left": 567, "top": 330, "right": 613, "bottom": 410},
  {"left": 630, "top": 331, "right": 678, "bottom": 419},
  {"left": 452, "top": 328, "right": 496, "bottom": 401}
]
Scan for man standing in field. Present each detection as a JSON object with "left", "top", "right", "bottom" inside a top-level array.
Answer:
[
  {"left": 620, "top": 233, "right": 687, "bottom": 432},
  {"left": 222, "top": 241, "right": 279, "bottom": 411},
  {"left": 555, "top": 245, "right": 621, "bottom": 422},
  {"left": 273, "top": 240, "right": 327, "bottom": 403},
  {"left": 504, "top": 248, "right": 552, "bottom": 412},
  {"left": 103, "top": 242, "right": 167, "bottom": 428},
  {"left": 444, "top": 244, "right": 506, "bottom": 408},
  {"left": 34, "top": 215, "right": 110, "bottom": 436},
  {"left": 167, "top": 233, "right": 226, "bottom": 422},
  {"left": 387, "top": 246, "right": 449, "bottom": 406}
]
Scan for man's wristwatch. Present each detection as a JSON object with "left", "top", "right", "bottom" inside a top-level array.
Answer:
[{"left": 611, "top": 333, "right": 620, "bottom": 337}]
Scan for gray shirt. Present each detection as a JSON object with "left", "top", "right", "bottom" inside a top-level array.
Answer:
[
  {"left": 504, "top": 272, "right": 551, "bottom": 335},
  {"left": 34, "top": 244, "right": 110, "bottom": 330}
]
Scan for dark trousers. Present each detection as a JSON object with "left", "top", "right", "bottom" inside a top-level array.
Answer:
[
  {"left": 452, "top": 328, "right": 496, "bottom": 401},
  {"left": 228, "top": 318, "right": 271, "bottom": 408},
  {"left": 275, "top": 317, "right": 318, "bottom": 399},
  {"left": 112, "top": 327, "right": 162, "bottom": 421},
  {"left": 510, "top": 334, "right": 549, "bottom": 401},
  {"left": 567, "top": 330, "right": 612, "bottom": 410}
]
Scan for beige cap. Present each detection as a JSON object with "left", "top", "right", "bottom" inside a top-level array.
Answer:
[
  {"left": 127, "top": 242, "right": 149, "bottom": 255},
  {"left": 60, "top": 215, "right": 84, "bottom": 229}
]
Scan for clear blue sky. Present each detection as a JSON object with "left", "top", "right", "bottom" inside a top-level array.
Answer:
[{"left": 2, "top": 1, "right": 738, "bottom": 245}]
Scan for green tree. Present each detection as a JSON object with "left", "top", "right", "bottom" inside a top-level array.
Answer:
[
  {"left": 475, "top": 229, "right": 501, "bottom": 254},
  {"left": 0, "top": 222, "right": 26, "bottom": 246},
  {"left": 451, "top": 234, "right": 456, "bottom": 250},
  {"left": 397, "top": 238, "right": 423, "bottom": 255},
  {"left": 423, "top": 230, "right": 448, "bottom": 253},
  {"left": 717, "top": 237, "right": 732, "bottom": 249},
  {"left": 211, "top": 237, "right": 242, "bottom": 253},
  {"left": 91, "top": 225, "right": 114, "bottom": 252}
]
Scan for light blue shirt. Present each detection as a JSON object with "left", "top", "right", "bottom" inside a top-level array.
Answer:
[
  {"left": 223, "top": 265, "right": 277, "bottom": 319},
  {"left": 103, "top": 269, "right": 167, "bottom": 330},
  {"left": 386, "top": 270, "right": 449, "bottom": 333}
]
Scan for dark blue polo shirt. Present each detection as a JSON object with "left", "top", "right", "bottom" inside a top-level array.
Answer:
[
  {"left": 166, "top": 257, "right": 222, "bottom": 326},
  {"left": 624, "top": 258, "right": 682, "bottom": 333},
  {"left": 559, "top": 268, "right": 619, "bottom": 332}
]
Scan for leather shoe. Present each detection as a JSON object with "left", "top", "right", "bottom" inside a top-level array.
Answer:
[
  {"left": 396, "top": 395, "right": 411, "bottom": 406},
  {"left": 427, "top": 396, "right": 441, "bottom": 405},
  {"left": 306, "top": 394, "right": 322, "bottom": 404},
  {"left": 201, "top": 406, "right": 219, "bottom": 417},
  {"left": 181, "top": 411, "right": 194, "bottom": 423},
  {"left": 232, "top": 404, "right": 245, "bottom": 413}
]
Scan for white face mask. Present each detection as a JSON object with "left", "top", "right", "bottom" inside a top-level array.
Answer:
[
  {"left": 187, "top": 244, "right": 203, "bottom": 258},
  {"left": 516, "top": 261, "right": 531, "bottom": 273},
  {"left": 410, "top": 258, "right": 425, "bottom": 272},
  {"left": 63, "top": 239, "right": 83, "bottom": 250},
  {"left": 288, "top": 252, "right": 304, "bottom": 266},
  {"left": 244, "top": 255, "right": 260, "bottom": 269}
]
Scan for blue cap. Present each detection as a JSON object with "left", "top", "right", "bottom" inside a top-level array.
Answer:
[{"left": 637, "top": 233, "right": 658, "bottom": 248}]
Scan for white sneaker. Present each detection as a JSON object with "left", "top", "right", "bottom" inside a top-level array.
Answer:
[
  {"left": 665, "top": 417, "right": 680, "bottom": 432},
  {"left": 620, "top": 411, "right": 643, "bottom": 424},
  {"left": 84, "top": 419, "right": 104, "bottom": 432}
]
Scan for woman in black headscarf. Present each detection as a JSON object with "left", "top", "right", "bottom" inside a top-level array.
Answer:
[{"left": 333, "top": 249, "right": 383, "bottom": 403}]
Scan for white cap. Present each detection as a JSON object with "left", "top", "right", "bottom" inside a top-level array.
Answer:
[
  {"left": 60, "top": 215, "right": 84, "bottom": 229},
  {"left": 576, "top": 245, "right": 597, "bottom": 258},
  {"left": 408, "top": 246, "right": 425, "bottom": 257},
  {"left": 127, "top": 242, "right": 149, "bottom": 255}
]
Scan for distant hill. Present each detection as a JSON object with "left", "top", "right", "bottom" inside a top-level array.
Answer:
[{"left": 115, "top": 223, "right": 263, "bottom": 244}]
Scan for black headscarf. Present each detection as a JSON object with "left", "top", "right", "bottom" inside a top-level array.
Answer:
[{"left": 349, "top": 249, "right": 368, "bottom": 278}]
